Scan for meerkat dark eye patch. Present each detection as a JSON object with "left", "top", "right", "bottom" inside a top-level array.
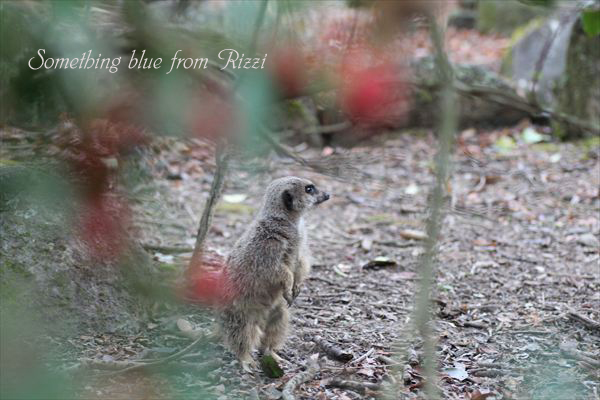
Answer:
[
  {"left": 305, "top": 185, "right": 315, "bottom": 194},
  {"left": 282, "top": 190, "right": 294, "bottom": 211}
]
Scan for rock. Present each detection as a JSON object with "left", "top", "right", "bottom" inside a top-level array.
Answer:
[
  {"left": 578, "top": 233, "right": 599, "bottom": 248},
  {"left": 501, "top": 3, "right": 599, "bottom": 137},
  {"left": 501, "top": 6, "right": 580, "bottom": 107},
  {"left": 552, "top": 13, "right": 600, "bottom": 137},
  {"left": 410, "top": 57, "right": 529, "bottom": 128}
]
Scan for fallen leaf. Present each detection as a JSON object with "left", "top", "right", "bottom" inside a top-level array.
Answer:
[
  {"left": 363, "top": 256, "right": 397, "bottom": 269},
  {"left": 223, "top": 194, "right": 247, "bottom": 203},
  {"left": 155, "top": 253, "right": 175, "bottom": 263},
  {"left": 361, "top": 238, "right": 373, "bottom": 251},
  {"left": 176, "top": 318, "right": 193, "bottom": 332},
  {"left": 521, "top": 127, "right": 548, "bottom": 144},
  {"left": 470, "top": 389, "right": 495, "bottom": 400},
  {"left": 391, "top": 271, "right": 417, "bottom": 280},
  {"left": 405, "top": 183, "right": 419, "bottom": 195},
  {"left": 578, "top": 233, "right": 599, "bottom": 248},
  {"left": 357, "top": 367, "right": 375, "bottom": 377},
  {"left": 399, "top": 229, "right": 428, "bottom": 240},
  {"left": 334, "top": 264, "right": 350, "bottom": 277},
  {"left": 494, "top": 135, "right": 516, "bottom": 153},
  {"left": 445, "top": 362, "right": 468, "bottom": 381}
]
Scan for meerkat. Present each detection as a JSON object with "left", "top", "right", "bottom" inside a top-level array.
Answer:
[{"left": 220, "top": 176, "right": 329, "bottom": 371}]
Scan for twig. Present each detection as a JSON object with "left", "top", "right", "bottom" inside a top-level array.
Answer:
[
  {"left": 309, "top": 276, "right": 337, "bottom": 286},
  {"left": 258, "top": 126, "right": 370, "bottom": 182},
  {"left": 567, "top": 310, "right": 600, "bottom": 331},
  {"left": 191, "top": 142, "right": 229, "bottom": 264},
  {"left": 314, "top": 336, "right": 353, "bottom": 362},
  {"left": 80, "top": 359, "right": 141, "bottom": 370},
  {"left": 103, "top": 332, "right": 208, "bottom": 376},
  {"left": 377, "top": 355, "right": 396, "bottom": 366},
  {"left": 142, "top": 244, "right": 194, "bottom": 254},
  {"left": 282, "top": 354, "right": 320, "bottom": 400},
  {"left": 463, "top": 321, "right": 488, "bottom": 330},
  {"left": 470, "top": 368, "right": 512, "bottom": 378},
  {"left": 324, "top": 378, "right": 381, "bottom": 395},
  {"left": 350, "top": 348, "right": 374, "bottom": 366},
  {"left": 559, "top": 343, "right": 600, "bottom": 368},
  {"left": 507, "top": 330, "right": 552, "bottom": 335}
]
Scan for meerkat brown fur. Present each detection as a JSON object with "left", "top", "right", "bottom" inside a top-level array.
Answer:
[{"left": 220, "top": 176, "right": 329, "bottom": 371}]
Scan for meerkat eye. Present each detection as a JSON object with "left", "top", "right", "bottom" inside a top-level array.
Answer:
[{"left": 305, "top": 185, "right": 315, "bottom": 194}]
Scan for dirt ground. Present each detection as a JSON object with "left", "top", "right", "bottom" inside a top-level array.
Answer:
[{"left": 70, "top": 126, "right": 600, "bottom": 400}]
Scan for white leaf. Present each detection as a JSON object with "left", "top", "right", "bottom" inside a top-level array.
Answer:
[
  {"left": 176, "top": 318, "right": 193, "bottom": 332},
  {"left": 223, "top": 194, "right": 247, "bottom": 203},
  {"left": 445, "top": 363, "right": 468, "bottom": 381}
]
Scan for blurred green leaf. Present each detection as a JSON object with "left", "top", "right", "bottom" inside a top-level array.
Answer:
[
  {"left": 582, "top": 9, "right": 600, "bottom": 37},
  {"left": 494, "top": 135, "right": 517, "bottom": 153},
  {"left": 260, "top": 354, "right": 284, "bottom": 378}
]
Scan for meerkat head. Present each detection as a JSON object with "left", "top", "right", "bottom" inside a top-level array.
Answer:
[{"left": 262, "top": 176, "right": 329, "bottom": 218}]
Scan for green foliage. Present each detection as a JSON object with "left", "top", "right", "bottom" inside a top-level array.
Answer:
[
  {"left": 260, "top": 354, "right": 284, "bottom": 378},
  {"left": 582, "top": 9, "right": 600, "bottom": 37},
  {"left": 346, "top": 0, "right": 373, "bottom": 8},
  {"left": 477, "top": 0, "right": 551, "bottom": 36},
  {"left": 516, "top": 0, "right": 555, "bottom": 6}
]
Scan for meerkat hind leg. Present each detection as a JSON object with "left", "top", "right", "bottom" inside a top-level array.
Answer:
[
  {"left": 259, "top": 300, "right": 290, "bottom": 362},
  {"left": 224, "top": 310, "right": 262, "bottom": 372}
]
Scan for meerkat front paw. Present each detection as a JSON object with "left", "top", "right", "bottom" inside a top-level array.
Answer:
[
  {"left": 292, "top": 282, "right": 302, "bottom": 300},
  {"left": 283, "top": 290, "right": 294, "bottom": 307}
]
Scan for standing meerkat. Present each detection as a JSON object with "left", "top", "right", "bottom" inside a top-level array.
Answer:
[{"left": 220, "top": 176, "right": 329, "bottom": 371}]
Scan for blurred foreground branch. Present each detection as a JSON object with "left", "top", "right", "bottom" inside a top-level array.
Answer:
[{"left": 411, "top": 14, "right": 459, "bottom": 400}]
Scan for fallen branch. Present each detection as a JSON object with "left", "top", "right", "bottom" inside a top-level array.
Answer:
[
  {"left": 324, "top": 378, "right": 381, "bottom": 395},
  {"left": 282, "top": 354, "right": 320, "bottom": 400},
  {"left": 567, "top": 310, "right": 600, "bottom": 332},
  {"left": 559, "top": 342, "right": 600, "bottom": 368},
  {"left": 258, "top": 126, "right": 371, "bottom": 182},
  {"left": 313, "top": 336, "right": 353, "bottom": 362}
]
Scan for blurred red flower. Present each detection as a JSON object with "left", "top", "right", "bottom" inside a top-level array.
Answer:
[
  {"left": 183, "top": 254, "right": 237, "bottom": 308},
  {"left": 339, "top": 60, "right": 410, "bottom": 126}
]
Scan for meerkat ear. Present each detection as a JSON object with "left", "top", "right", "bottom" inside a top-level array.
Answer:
[{"left": 282, "top": 190, "right": 294, "bottom": 211}]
